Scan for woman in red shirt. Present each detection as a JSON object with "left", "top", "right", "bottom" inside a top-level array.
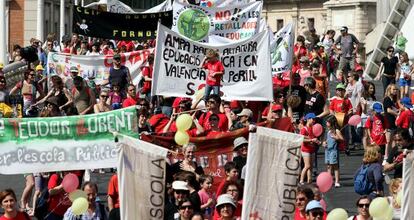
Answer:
[
  {"left": 300, "top": 113, "right": 320, "bottom": 185},
  {"left": 292, "top": 35, "right": 308, "bottom": 74},
  {"left": 201, "top": 49, "right": 224, "bottom": 101},
  {"left": 0, "top": 189, "right": 30, "bottom": 220}
]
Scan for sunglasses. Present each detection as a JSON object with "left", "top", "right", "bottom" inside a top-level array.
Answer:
[
  {"left": 310, "top": 210, "right": 324, "bottom": 217},
  {"left": 175, "top": 190, "right": 188, "bottom": 194},
  {"left": 296, "top": 197, "right": 306, "bottom": 202},
  {"left": 29, "top": 74, "right": 35, "bottom": 76},
  {"left": 388, "top": 50, "right": 394, "bottom": 52},
  {"left": 179, "top": 205, "right": 193, "bottom": 210},
  {"left": 358, "top": 203, "right": 370, "bottom": 208},
  {"left": 207, "top": 100, "right": 216, "bottom": 104},
  {"left": 101, "top": 95, "right": 108, "bottom": 98}
]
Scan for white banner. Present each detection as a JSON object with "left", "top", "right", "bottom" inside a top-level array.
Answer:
[
  {"left": 271, "top": 23, "right": 295, "bottom": 75},
  {"left": 172, "top": 1, "right": 262, "bottom": 41},
  {"left": 199, "top": 0, "right": 256, "bottom": 7},
  {"left": 144, "top": 0, "right": 173, "bottom": 13},
  {"left": 242, "top": 127, "right": 304, "bottom": 220},
  {"left": 152, "top": 24, "right": 273, "bottom": 101},
  {"left": 402, "top": 150, "right": 414, "bottom": 219},
  {"left": 46, "top": 49, "right": 153, "bottom": 85},
  {"left": 118, "top": 135, "right": 169, "bottom": 220},
  {"left": 84, "top": 0, "right": 136, "bottom": 13}
]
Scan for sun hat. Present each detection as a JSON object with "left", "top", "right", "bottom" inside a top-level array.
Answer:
[
  {"left": 172, "top": 181, "right": 189, "bottom": 191},
  {"left": 237, "top": 108, "right": 253, "bottom": 118},
  {"left": 304, "top": 113, "right": 316, "bottom": 120},
  {"left": 216, "top": 194, "right": 236, "bottom": 209},
  {"left": 70, "top": 66, "right": 79, "bottom": 73},
  {"left": 233, "top": 137, "right": 248, "bottom": 151},
  {"left": 340, "top": 26, "right": 348, "bottom": 32},
  {"left": 306, "top": 200, "right": 323, "bottom": 212}
]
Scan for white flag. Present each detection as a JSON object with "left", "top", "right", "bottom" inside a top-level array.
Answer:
[
  {"left": 84, "top": 0, "right": 136, "bottom": 13},
  {"left": 242, "top": 126, "right": 304, "bottom": 220},
  {"left": 117, "top": 135, "right": 169, "bottom": 220},
  {"left": 144, "top": 0, "right": 173, "bottom": 13},
  {"left": 271, "top": 23, "right": 295, "bottom": 75},
  {"left": 402, "top": 151, "right": 414, "bottom": 219}
]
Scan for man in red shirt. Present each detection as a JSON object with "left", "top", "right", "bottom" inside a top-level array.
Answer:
[
  {"left": 396, "top": 97, "right": 413, "bottom": 129},
  {"left": 200, "top": 49, "right": 224, "bottom": 101},
  {"left": 122, "top": 84, "right": 138, "bottom": 108},
  {"left": 107, "top": 174, "right": 120, "bottom": 220},
  {"left": 198, "top": 94, "right": 228, "bottom": 131}
]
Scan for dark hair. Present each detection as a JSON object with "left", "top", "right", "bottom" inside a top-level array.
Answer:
[
  {"left": 73, "top": 76, "right": 84, "bottom": 84},
  {"left": 311, "top": 62, "right": 320, "bottom": 69},
  {"left": 0, "top": 188, "right": 17, "bottom": 204},
  {"left": 362, "top": 82, "right": 376, "bottom": 101},
  {"left": 199, "top": 174, "right": 213, "bottom": 185},
  {"left": 208, "top": 94, "right": 221, "bottom": 104},
  {"left": 395, "top": 128, "right": 411, "bottom": 142},
  {"left": 13, "top": 44, "right": 21, "bottom": 51},
  {"left": 24, "top": 69, "right": 35, "bottom": 80},
  {"left": 220, "top": 180, "right": 243, "bottom": 200},
  {"left": 386, "top": 46, "right": 394, "bottom": 51},
  {"left": 297, "top": 35, "right": 305, "bottom": 43},
  {"left": 178, "top": 198, "right": 192, "bottom": 209},
  {"left": 209, "top": 113, "right": 219, "bottom": 122},
  {"left": 350, "top": 71, "right": 359, "bottom": 81},
  {"left": 297, "top": 186, "right": 314, "bottom": 200},
  {"left": 326, "top": 115, "right": 339, "bottom": 130},
  {"left": 148, "top": 53, "right": 155, "bottom": 64},
  {"left": 175, "top": 171, "right": 200, "bottom": 191},
  {"left": 82, "top": 181, "right": 98, "bottom": 192},
  {"left": 224, "top": 161, "right": 238, "bottom": 173},
  {"left": 356, "top": 195, "right": 371, "bottom": 206}
]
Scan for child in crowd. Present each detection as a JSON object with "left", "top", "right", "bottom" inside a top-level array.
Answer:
[
  {"left": 300, "top": 113, "right": 320, "bottom": 185},
  {"left": 323, "top": 115, "right": 344, "bottom": 187},
  {"left": 201, "top": 49, "right": 224, "bottom": 101},
  {"left": 198, "top": 175, "right": 215, "bottom": 219},
  {"left": 107, "top": 82, "right": 124, "bottom": 110},
  {"left": 365, "top": 102, "right": 388, "bottom": 156},
  {"left": 397, "top": 52, "right": 413, "bottom": 98}
]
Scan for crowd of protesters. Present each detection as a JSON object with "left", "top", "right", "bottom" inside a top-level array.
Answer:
[{"left": 0, "top": 10, "right": 413, "bottom": 219}]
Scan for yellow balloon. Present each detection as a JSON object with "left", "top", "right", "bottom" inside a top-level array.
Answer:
[
  {"left": 71, "top": 197, "right": 88, "bottom": 215},
  {"left": 69, "top": 190, "right": 87, "bottom": 202},
  {"left": 396, "top": 191, "right": 402, "bottom": 207},
  {"left": 175, "top": 131, "right": 190, "bottom": 146},
  {"left": 327, "top": 208, "right": 348, "bottom": 220},
  {"left": 369, "top": 197, "right": 390, "bottom": 218},
  {"left": 195, "top": 88, "right": 206, "bottom": 100},
  {"left": 176, "top": 114, "right": 193, "bottom": 131}
]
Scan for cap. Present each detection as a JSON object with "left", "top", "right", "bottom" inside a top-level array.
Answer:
[
  {"left": 306, "top": 200, "right": 323, "bottom": 212},
  {"left": 35, "top": 64, "right": 44, "bottom": 71},
  {"left": 336, "top": 83, "right": 346, "bottom": 90},
  {"left": 272, "top": 104, "right": 283, "bottom": 112},
  {"left": 401, "top": 97, "right": 413, "bottom": 109},
  {"left": 237, "top": 108, "right": 253, "bottom": 118},
  {"left": 233, "top": 137, "right": 248, "bottom": 151},
  {"left": 300, "top": 56, "right": 309, "bottom": 63},
  {"left": 113, "top": 54, "right": 121, "bottom": 60},
  {"left": 172, "top": 181, "right": 189, "bottom": 191},
  {"left": 372, "top": 102, "right": 383, "bottom": 113},
  {"left": 216, "top": 194, "right": 236, "bottom": 209},
  {"left": 70, "top": 66, "right": 79, "bottom": 73},
  {"left": 304, "top": 112, "right": 316, "bottom": 120},
  {"left": 340, "top": 26, "right": 348, "bottom": 32}
]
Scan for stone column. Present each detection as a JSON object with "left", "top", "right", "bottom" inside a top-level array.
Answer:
[
  {"left": 60, "top": 0, "right": 65, "bottom": 42},
  {"left": 37, "top": 0, "right": 45, "bottom": 41}
]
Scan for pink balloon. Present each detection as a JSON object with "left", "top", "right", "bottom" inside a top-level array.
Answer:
[
  {"left": 312, "top": 123, "right": 323, "bottom": 137},
  {"left": 62, "top": 173, "right": 79, "bottom": 193},
  {"left": 348, "top": 115, "right": 362, "bottom": 126},
  {"left": 316, "top": 172, "right": 333, "bottom": 193},
  {"left": 320, "top": 199, "right": 327, "bottom": 211}
]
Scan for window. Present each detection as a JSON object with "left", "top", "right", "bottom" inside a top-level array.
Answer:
[{"left": 277, "top": 19, "right": 284, "bottom": 31}]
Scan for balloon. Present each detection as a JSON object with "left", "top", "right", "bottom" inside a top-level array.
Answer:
[
  {"left": 396, "top": 190, "right": 402, "bottom": 207},
  {"left": 320, "top": 199, "right": 327, "bottom": 211},
  {"left": 71, "top": 197, "right": 88, "bottom": 215},
  {"left": 369, "top": 197, "right": 390, "bottom": 217},
  {"left": 348, "top": 115, "right": 362, "bottom": 126},
  {"left": 62, "top": 173, "right": 79, "bottom": 193},
  {"left": 175, "top": 131, "right": 190, "bottom": 146},
  {"left": 176, "top": 114, "right": 193, "bottom": 131},
  {"left": 195, "top": 88, "right": 206, "bottom": 100},
  {"left": 312, "top": 123, "right": 323, "bottom": 137},
  {"left": 316, "top": 172, "right": 333, "bottom": 193},
  {"left": 384, "top": 206, "right": 393, "bottom": 220},
  {"left": 327, "top": 208, "right": 348, "bottom": 220},
  {"left": 69, "top": 190, "right": 87, "bottom": 202}
]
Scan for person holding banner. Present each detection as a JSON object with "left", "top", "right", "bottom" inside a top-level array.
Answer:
[
  {"left": 384, "top": 128, "right": 414, "bottom": 178},
  {"left": 200, "top": 49, "right": 224, "bottom": 102}
]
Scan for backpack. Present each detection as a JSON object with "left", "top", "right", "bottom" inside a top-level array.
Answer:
[
  {"left": 34, "top": 187, "right": 49, "bottom": 219},
  {"left": 354, "top": 164, "right": 374, "bottom": 195}
]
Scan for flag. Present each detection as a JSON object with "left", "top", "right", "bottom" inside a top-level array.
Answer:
[
  {"left": 242, "top": 126, "right": 304, "bottom": 219},
  {"left": 118, "top": 135, "right": 169, "bottom": 219},
  {"left": 271, "top": 23, "right": 295, "bottom": 75}
]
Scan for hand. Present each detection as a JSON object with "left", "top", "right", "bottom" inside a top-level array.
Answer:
[
  {"left": 59, "top": 106, "right": 64, "bottom": 111},
  {"left": 206, "top": 198, "right": 214, "bottom": 206}
]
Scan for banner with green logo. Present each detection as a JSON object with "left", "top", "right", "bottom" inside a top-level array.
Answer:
[
  {"left": 172, "top": 1, "right": 262, "bottom": 42},
  {"left": 0, "top": 107, "right": 137, "bottom": 174}
]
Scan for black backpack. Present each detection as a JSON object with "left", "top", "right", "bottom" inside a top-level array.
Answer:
[{"left": 34, "top": 188, "right": 49, "bottom": 219}]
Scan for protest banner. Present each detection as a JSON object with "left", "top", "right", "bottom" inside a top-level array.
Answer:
[
  {"left": 84, "top": 0, "right": 136, "bottom": 13},
  {"left": 0, "top": 107, "right": 137, "bottom": 174},
  {"left": 199, "top": 0, "right": 256, "bottom": 8},
  {"left": 402, "top": 150, "right": 414, "bottom": 219},
  {"left": 141, "top": 118, "right": 294, "bottom": 191},
  {"left": 118, "top": 135, "right": 169, "bottom": 220},
  {"left": 47, "top": 49, "right": 153, "bottom": 85},
  {"left": 152, "top": 23, "right": 273, "bottom": 101},
  {"left": 144, "top": 0, "right": 173, "bottom": 13},
  {"left": 271, "top": 23, "right": 295, "bottom": 75},
  {"left": 73, "top": 6, "right": 172, "bottom": 40},
  {"left": 172, "top": 1, "right": 262, "bottom": 41},
  {"left": 241, "top": 126, "right": 303, "bottom": 220}
]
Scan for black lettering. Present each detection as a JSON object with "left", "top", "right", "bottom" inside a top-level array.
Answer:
[
  {"left": 186, "top": 82, "right": 196, "bottom": 95},
  {"left": 150, "top": 208, "right": 163, "bottom": 218}
]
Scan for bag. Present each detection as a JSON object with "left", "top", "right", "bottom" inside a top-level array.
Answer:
[
  {"left": 34, "top": 187, "right": 49, "bottom": 219},
  {"left": 354, "top": 164, "right": 374, "bottom": 195}
]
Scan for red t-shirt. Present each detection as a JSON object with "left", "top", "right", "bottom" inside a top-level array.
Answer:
[
  {"left": 122, "top": 96, "right": 137, "bottom": 108},
  {"left": 148, "top": 114, "right": 170, "bottom": 134},
  {"left": 107, "top": 174, "right": 120, "bottom": 209},
  {"left": 47, "top": 173, "right": 71, "bottom": 216},
  {"left": 198, "top": 111, "right": 229, "bottom": 131},
  {"left": 300, "top": 126, "right": 316, "bottom": 153},
  {"left": 0, "top": 212, "right": 29, "bottom": 220},
  {"left": 396, "top": 109, "right": 413, "bottom": 129},
  {"left": 365, "top": 115, "right": 388, "bottom": 145},
  {"left": 141, "top": 66, "right": 153, "bottom": 94},
  {"left": 203, "top": 60, "right": 224, "bottom": 86},
  {"left": 294, "top": 207, "right": 327, "bottom": 220},
  {"left": 292, "top": 45, "right": 308, "bottom": 73},
  {"left": 329, "top": 97, "right": 352, "bottom": 113}
]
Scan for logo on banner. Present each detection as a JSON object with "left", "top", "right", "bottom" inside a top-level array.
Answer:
[{"left": 177, "top": 8, "right": 210, "bottom": 41}]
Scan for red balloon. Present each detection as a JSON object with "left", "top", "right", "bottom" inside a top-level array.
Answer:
[
  {"left": 316, "top": 172, "right": 333, "bottom": 193},
  {"left": 207, "top": 1, "right": 213, "bottom": 7},
  {"left": 62, "top": 173, "right": 79, "bottom": 193},
  {"left": 312, "top": 123, "right": 323, "bottom": 137},
  {"left": 348, "top": 115, "right": 362, "bottom": 126}
]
